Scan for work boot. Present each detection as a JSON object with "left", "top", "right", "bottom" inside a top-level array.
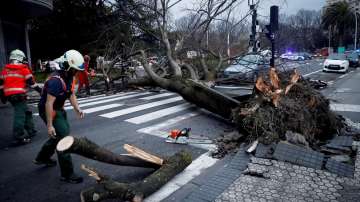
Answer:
[
  {"left": 27, "top": 130, "right": 37, "bottom": 138},
  {"left": 60, "top": 173, "right": 83, "bottom": 184},
  {"left": 33, "top": 158, "right": 57, "bottom": 167},
  {"left": 13, "top": 138, "right": 31, "bottom": 145}
]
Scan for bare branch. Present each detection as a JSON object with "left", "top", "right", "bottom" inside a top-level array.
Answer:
[{"left": 139, "top": 50, "right": 170, "bottom": 87}]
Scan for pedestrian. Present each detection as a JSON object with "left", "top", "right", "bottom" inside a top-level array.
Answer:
[
  {"left": 0, "top": 49, "right": 41, "bottom": 144},
  {"left": 77, "top": 55, "right": 90, "bottom": 95},
  {"left": 33, "top": 50, "right": 85, "bottom": 184}
]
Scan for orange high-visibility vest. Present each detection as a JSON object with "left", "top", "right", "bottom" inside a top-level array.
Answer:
[{"left": 0, "top": 64, "right": 33, "bottom": 96}]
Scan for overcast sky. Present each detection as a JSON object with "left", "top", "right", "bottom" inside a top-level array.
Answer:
[{"left": 171, "top": 0, "right": 326, "bottom": 19}]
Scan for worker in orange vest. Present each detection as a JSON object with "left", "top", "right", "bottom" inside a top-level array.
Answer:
[
  {"left": 77, "top": 55, "right": 90, "bottom": 95},
  {"left": 0, "top": 49, "right": 41, "bottom": 144}
]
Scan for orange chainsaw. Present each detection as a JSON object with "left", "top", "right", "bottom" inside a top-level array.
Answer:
[{"left": 165, "top": 128, "right": 213, "bottom": 144}]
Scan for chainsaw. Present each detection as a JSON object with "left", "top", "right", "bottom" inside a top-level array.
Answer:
[{"left": 165, "top": 128, "right": 213, "bottom": 144}]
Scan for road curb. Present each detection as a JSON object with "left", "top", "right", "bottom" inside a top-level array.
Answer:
[{"left": 183, "top": 147, "right": 250, "bottom": 202}]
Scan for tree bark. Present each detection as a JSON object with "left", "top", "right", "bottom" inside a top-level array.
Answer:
[
  {"left": 181, "top": 63, "right": 198, "bottom": 80},
  {"left": 80, "top": 150, "right": 192, "bottom": 202},
  {"left": 57, "top": 136, "right": 161, "bottom": 169},
  {"left": 140, "top": 50, "right": 240, "bottom": 120}
]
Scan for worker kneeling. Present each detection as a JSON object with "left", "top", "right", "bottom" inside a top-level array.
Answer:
[{"left": 34, "top": 50, "right": 85, "bottom": 184}]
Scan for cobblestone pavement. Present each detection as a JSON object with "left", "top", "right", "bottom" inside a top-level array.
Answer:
[{"left": 215, "top": 146, "right": 360, "bottom": 202}]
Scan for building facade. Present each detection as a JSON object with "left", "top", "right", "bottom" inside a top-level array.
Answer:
[{"left": 0, "top": 0, "right": 53, "bottom": 68}]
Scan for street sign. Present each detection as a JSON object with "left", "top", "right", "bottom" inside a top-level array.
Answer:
[{"left": 338, "top": 47, "right": 346, "bottom": 53}]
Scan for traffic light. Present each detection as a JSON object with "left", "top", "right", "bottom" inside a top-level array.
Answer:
[{"left": 270, "top": 6, "right": 279, "bottom": 32}]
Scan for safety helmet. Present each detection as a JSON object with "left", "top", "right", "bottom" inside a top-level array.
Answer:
[
  {"left": 9, "top": 49, "right": 26, "bottom": 62},
  {"left": 54, "top": 50, "right": 84, "bottom": 71},
  {"left": 63, "top": 50, "right": 85, "bottom": 71}
]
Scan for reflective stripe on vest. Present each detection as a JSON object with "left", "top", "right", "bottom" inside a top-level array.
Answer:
[
  {"left": 2, "top": 68, "right": 28, "bottom": 96},
  {"left": 3, "top": 73, "right": 25, "bottom": 79},
  {"left": 4, "top": 87, "right": 26, "bottom": 93}
]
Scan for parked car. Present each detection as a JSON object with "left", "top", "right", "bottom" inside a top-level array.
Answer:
[
  {"left": 298, "top": 52, "right": 312, "bottom": 60},
  {"left": 346, "top": 52, "right": 359, "bottom": 67},
  {"left": 223, "top": 54, "right": 268, "bottom": 81},
  {"left": 280, "top": 53, "right": 290, "bottom": 60},
  {"left": 323, "top": 53, "right": 349, "bottom": 73}
]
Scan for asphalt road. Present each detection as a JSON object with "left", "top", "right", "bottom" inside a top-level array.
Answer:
[
  {"left": 0, "top": 89, "right": 231, "bottom": 202},
  {"left": 0, "top": 58, "right": 358, "bottom": 202}
]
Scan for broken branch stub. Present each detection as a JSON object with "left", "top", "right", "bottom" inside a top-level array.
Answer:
[
  {"left": 123, "top": 144, "right": 163, "bottom": 166},
  {"left": 80, "top": 151, "right": 192, "bottom": 202},
  {"left": 57, "top": 136, "right": 161, "bottom": 169},
  {"left": 285, "top": 69, "right": 300, "bottom": 95},
  {"left": 269, "top": 67, "right": 280, "bottom": 90}
]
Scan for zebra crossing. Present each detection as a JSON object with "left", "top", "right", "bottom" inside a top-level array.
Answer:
[{"left": 33, "top": 91, "right": 198, "bottom": 125}]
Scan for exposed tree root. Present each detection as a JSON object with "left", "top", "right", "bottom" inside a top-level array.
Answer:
[{"left": 234, "top": 72, "right": 344, "bottom": 146}]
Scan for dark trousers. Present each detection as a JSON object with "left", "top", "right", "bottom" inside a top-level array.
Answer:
[
  {"left": 36, "top": 110, "right": 74, "bottom": 177},
  {"left": 9, "top": 98, "right": 36, "bottom": 140}
]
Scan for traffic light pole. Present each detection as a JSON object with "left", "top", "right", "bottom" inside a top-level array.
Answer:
[
  {"left": 271, "top": 34, "right": 275, "bottom": 67},
  {"left": 268, "top": 6, "right": 278, "bottom": 67},
  {"left": 251, "top": 5, "right": 257, "bottom": 53}
]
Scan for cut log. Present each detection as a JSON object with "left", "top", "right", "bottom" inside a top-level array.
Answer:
[
  {"left": 80, "top": 150, "right": 192, "bottom": 202},
  {"left": 57, "top": 136, "right": 161, "bottom": 169}
]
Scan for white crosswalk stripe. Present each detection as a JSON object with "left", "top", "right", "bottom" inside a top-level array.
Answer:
[
  {"left": 33, "top": 92, "right": 200, "bottom": 127},
  {"left": 76, "top": 94, "right": 106, "bottom": 101},
  {"left": 125, "top": 103, "right": 192, "bottom": 124},
  {"left": 140, "top": 93, "right": 175, "bottom": 100},
  {"left": 83, "top": 103, "right": 123, "bottom": 114},
  {"left": 64, "top": 92, "right": 151, "bottom": 110},
  {"left": 64, "top": 92, "right": 136, "bottom": 106},
  {"left": 100, "top": 96, "right": 183, "bottom": 118}
]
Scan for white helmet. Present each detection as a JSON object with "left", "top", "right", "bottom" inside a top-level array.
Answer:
[
  {"left": 9, "top": 49, "right": 26, "bottom": 62},
  {"left": 55, "top": 50, "right": 84, "bottom": 71},
  {"left": 63, "top": 50, "right": 85, "bottom": 71}
]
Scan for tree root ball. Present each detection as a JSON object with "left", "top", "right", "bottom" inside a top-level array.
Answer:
[{"left": 234, "top": 78, "right": 344, "bottom": 146}]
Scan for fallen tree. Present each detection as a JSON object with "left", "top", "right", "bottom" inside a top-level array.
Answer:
[
  {"left": 127, "top": 0, "right": 344, "bottom": 149},
  {"left": 56, "top": 136, "right": 192, "bottom": 202}
]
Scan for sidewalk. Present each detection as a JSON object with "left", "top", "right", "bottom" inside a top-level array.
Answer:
[{"left": 166, "top": 69, "right": 360, "bottom": 202}]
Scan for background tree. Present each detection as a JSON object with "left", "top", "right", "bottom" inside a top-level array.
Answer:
[
  {"left": 322, "top": 1, "right": 355, "bottom": 47},
  {"left": 29, "top": 0, "right": 119, "bottom": 61},
  {"left": 265, "top": 10, "right": 327, "bottom": 53}
]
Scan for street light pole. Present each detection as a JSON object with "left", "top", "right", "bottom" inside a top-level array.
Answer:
[
  {"left": 355, "top": 11, "right": 358, "bottom": 50},
  {"left": 328, "top": 26, "right": 331, "bottom": 54}
]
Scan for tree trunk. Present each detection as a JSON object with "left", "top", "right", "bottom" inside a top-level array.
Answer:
[
  {"left": 57, "top": 136, "right": 161, "bottom": 169},
  {"left": 163, "top": 78, "right": 239, "bottom": 119},
  {"left": 80, "top": 151, "right": 192, "bottom": 202}
]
